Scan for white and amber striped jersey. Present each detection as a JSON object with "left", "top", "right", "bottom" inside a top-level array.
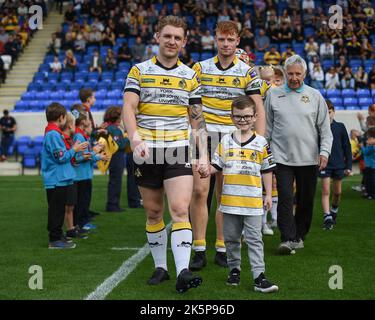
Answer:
[
  {"left": 193, "top": 56, "right": 261, "bottom": 134},
  {"left": 212, "top": 132, "right": 276, "bottom": 216},
  {"left": 124, "top": 56, "right": 202, "bottom": 148}
]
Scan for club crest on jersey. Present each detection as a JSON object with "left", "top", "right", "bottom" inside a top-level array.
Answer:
[
  {"left": 135, "top": 168, "right": 142, "bottom": 177},
  {"left": 179, "top": 79, "right": 187, "bottom": 89},
  {"left": 301, "top": 95, "right": 310, "bottom": 103},
  {"left": 250, "top": 151, "right": 257, "bottom": 160},
  {"left": 232, "top": 77, "right": 241, "bottom": 87}
]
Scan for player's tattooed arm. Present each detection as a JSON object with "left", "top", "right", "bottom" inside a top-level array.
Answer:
[{"left": 188, "top": 104, "right": 208, "bottom": 161}]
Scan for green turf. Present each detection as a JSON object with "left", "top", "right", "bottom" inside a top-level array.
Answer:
[{"left": 0, "top": 175, "right": 374, "bottom": 300}]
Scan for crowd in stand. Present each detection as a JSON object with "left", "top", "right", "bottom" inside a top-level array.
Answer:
[{"left": 42, "top": 0, "right": 375, "bottom": 90}]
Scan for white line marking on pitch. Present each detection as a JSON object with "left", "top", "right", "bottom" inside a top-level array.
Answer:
[
  {"left": 111, "top": 247, "right": 172, "bottom": 251},
  {"left": 85, "top": 222, "right": 172, "bottom": 300}
]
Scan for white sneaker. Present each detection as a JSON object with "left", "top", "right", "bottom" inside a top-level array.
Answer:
[
  {"left": 262, "top": 223, "right": 274, "bottom": 236},
  {"left": 278, "top": 241, "right": 296, "bottom": 255},
  {"left": 270, "top": 219, "right": 277, "bottom": 229}
]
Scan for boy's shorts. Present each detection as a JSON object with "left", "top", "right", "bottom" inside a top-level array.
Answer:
[
  {"left": 319, "top": 168, "right": 345, "bottom": 180},
  {"left": 133, "top": 146, "right": 192, "bottom": 189},
  {"left": 65, "top": 183, "right": 77, "bottom": 206}
]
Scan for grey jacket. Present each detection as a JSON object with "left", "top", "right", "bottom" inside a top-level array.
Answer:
[{"left": 265, "top": 84, "right": 333, "bottom": 166}]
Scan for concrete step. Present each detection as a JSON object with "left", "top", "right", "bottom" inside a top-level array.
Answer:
[{"left": 0, "top": 162, "right": 22, "bottom": 176}]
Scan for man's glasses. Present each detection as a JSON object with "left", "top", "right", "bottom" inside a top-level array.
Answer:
[{"left": 232, "top": 114, "right": 255, "bottom": 121}]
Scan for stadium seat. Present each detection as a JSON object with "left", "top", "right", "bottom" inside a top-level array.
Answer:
[
  {"left": 95, "top": 90, "right": 107, "bottom": 100},
  {"left": 27, "top": 83, "right": 41, "bottom": 92},
  {"left": 97, "top": 82, "right": 110, "bottom": 90},
  {"left": 55, "top": 82, "right": 69, "bottom": 91},
  {"left": 29, "top": 101, "right": 41, "bottom": 111},
  {"left": 343, "top": 97, "right": 358, "bottom": 106},
  {"left": 21, "top": 91, "right": 36, "bottom": 101},
  {"left": 111, "top": 83, "right": 124, "bottom": 91},
  {"left": 201, "top": 52, "right": 214, "bottom": 60},
  {"left": 322, "top": 60, "right": 334, "bottom": 70},
  {"left": 190, "top": 52, "right": 200, "bottom": 62},
  {"left": 350, "top": 59, "right": 362, "bottom": 69},
  {"left": 345, "top": 105, "right": 360, "bottom": 110},
  {"left": 50, "top": 91, "right": 64, "bottom": 100},
  {"left": 356, "top": 89, "right": 371, "bottom": 98},
  {"left": 70, "top": 82, "right": 84, "bottom": 91},
  {"left": 40, "top": 83, "right": 55, "bottom": 91},
  {"left": 16, "top": 136, "right": 32, "bottom": 156},
  {"left": 329, "top": 97, "right": 342, "bottom": 106},
  {"left": 334, "top": 105, "right": 344, "bottom": 111},
  {"left": 88, "top": 72, "right": 100, "bottom": 81},
  {"left": 107, "top": 90, "right": 122, "bottom": 99},
  {"left": 341, "top": 89, "right": 356, "bottom": 98},
  {"left": 61, "top": 72, "right": 73, "bottom": 81},
  {"left": 318, "top": 89, "right": 326, "bottom": 97},
  {"left": 359, "top": 97, "right": 372, "bottom": 107},
  {"left": 35, "top": 91, "right": 49, "bottom": 100},
  {"left": 14, "top": 101, "right": 29, "bottom": 111},
  {"left": 326, "top": 89, "right": 341, "bottom": 98},
  {"left": 22, "top": 147, "right": 40, "bottom": 174},
  {"left": 87, "top": 79, "right": 98, "bottom": 89}
]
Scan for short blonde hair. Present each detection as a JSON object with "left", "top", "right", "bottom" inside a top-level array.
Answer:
[{"left": 157, "top": 15, "right": 188, "bottom": 37}]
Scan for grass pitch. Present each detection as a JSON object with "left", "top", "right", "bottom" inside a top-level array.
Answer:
[{"left": 0, "top": 175, "right": 374, "bottom": 300}]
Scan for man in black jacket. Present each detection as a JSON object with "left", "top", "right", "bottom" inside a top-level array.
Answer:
[{"left": 318, "top": 99, "right": 352, "bottom": 230}]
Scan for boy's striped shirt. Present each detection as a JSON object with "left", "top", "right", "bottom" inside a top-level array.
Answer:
[{"left": 212, "top": 132, "right": 276, "bottom": 216}]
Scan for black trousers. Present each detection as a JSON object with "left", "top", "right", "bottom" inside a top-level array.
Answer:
[
  {"left": 125, "top": 152, "right": 141, "bottom": 207},
  {"left": 47, "top": 186, "right": 67, "bottom": 242},
  {"left": 74, "top": 179, "right": 92, "bottom": 228},
  {"left": 1, "top": 135, "right": 14, "bottom": 157},
  {"left": 275, "top": 164, "right": 318, "bottom": 242},
  {"left": 106, "top": 151, "right": 125, "bottom": 210},
  {"left": 365, "top": 167, "right": 375, "bottom": 197}
]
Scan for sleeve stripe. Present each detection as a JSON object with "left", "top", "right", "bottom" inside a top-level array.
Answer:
[
  {"left": 124, "top": 88, "right": 140, "bottom": 95},
  {"left": 212, "top": 163, "right": 223, "bottom": 171},
  {"left": 261, "top": 167, "right": 276, "bottom": 173},
  {"left": 189, "top": 98, "right": 202, "bottom": 105},
  {"left": 246, "top": 89, "right": 261, "bottom": 95}
]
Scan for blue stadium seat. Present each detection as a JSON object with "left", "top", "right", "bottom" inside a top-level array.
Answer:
[
  {"left": 102, "top": 71, "right": 113, "bottom": 80},
  {"left": 64, "top": 91, "right": 78, "bottom": 100},
  {"left": 326, "top": 89, "right": 341, "bottom": 98},
  {"left": 329, "top": 97, "right": 342, "bottom": 106},
  {"left": 341, "top": 89, "right": 356, "bottom": 98},
  {"left": 115, "top": 71, "right": 128, "bottom": 79},
  {"left": 87, "top": 79, "right": 98, "bottom": 89},
  {"left": 35, "top": 91, "right": 49, "bottom": 100},
  {"left": 343, "top": 97, "right": 358, "bottom": 106},
  {"left": 40, "top": 83, "right": 55, "bottom": 91},
  {"left": 107, "top": 90, "right": 122, "bottom": 99},
  {"left": 334, "top": 105, "right": 344, "bottom": 111},
  {"left": 190, "top": 52, "right": 200, "bottom": 62},
  {"left": 76, "top": 71, "right": 89, "bottom": 80},
  {"left": 61, "top": 72, "right": 73, "bottom": 81},
  {"left": 48, "top": 73, "right": 59, "bottom": 82},
  {"left": 111, "top": 83, "right": 124, "bottom": 91},
  {"left": 29, "top": 101, "right": 41, "bottom": 111},
  {"left": 97, "top": 82, "right": 110, "bottom": 90},
  {"left": 55, "top": 82, "right": 69, "bottom": 91},
  {"left": 95, "top": 90, "right": 107, "bottom": 99},
  {"left": 22, "top": 91, "right": 36, "bottom": 101},
  {"left": 22, "top": 147, "right": 40, "bottom": 174},
  {"left": 28, "top": 83, "right": 41, "bottom": 92},
  {"left": 128, "top": 37, "right": 136, "bottom": 48},
  {"left": 364, "top": 59, "right": 375, "bottom": 69},
  {"left": 14, "top": 101, "right": 29, "bottom": 111},
  {"left": 304, "top": 27, "right": 315, "bottom": 37},
  {"left": 88, "top": 72, "right": 100, "bottom": 80},
  {"left": 356, "top": 89, "right": 371, "bottom": 98},
  {"left": 350, "top": 59, "right": 362, "bottom": 69},
  {"left": 359, "top": 97, "right": 372, "bottom": 107},
  {"left": 345, "top": 105, "right": 360, "bottom": 110},
  {"left": 117, "top": 99, "right": 123, "bottom": 106},
  {"left": 17, "top": 136, "right": 32, "bottom": 155},
  {"left": 322, "top": 60, "right": 334, "bottom": 70},
  {"left": 318, "top": 89, "right": 326, "bottom": 97},
  {"left": 49, "top": 91, "right": 64, "bottom": 100},
  {"left": 201, "top": 52, "right": 214, "bottom": 60}
]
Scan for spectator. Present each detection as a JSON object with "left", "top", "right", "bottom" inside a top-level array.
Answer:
[
  {"left": 336, "top": 55, "right": 349, "bottom": 80},
  {"left": 320, "top": 38, "right": 335, "bottom": 61},
  {"left": 354, "top": 66, "right": 368, "bottom": 89},
  {"left": 0, "top": 109, "right": 16, "bottom": 161},
  {"left": 360, "top": 37, "right": 374, "bottom": 60},
  {"left": 281, "top": 46, "right": 295, "bottom": 64},
  {"left": 117, "top": 42, "right": 132, "bottom": 63},
  {"left": 368, "top": 64, "right": 375, "bottom": 90},
  {"left": 88, "top": 25, "right": 102, "bottom": 47},
  {"left": 201, "top": 30, "right": 215, "bottom": 53},
  {"left": 303, "top": 8, "right": 315, "bottom": 26},
  {"left": 74, "top": 31, "right": 87, "bottom": 56},
  {"left": 180, "top": 48, "right": 194, "bottom": 68},
  {"left": 0, "top": 27, "right": 9, "bottom": 44},
  {"left": 63, "top": 49, "right": 77, "bottom": 72},
  {"left": 47, "top": 33, "right": 61, "bottom": 55},
  {"left": 304, "top": 36, "right": 319, "bottom": 61},
  {"left": 186, "top": 28, "right": 201, "bottom": 53},
  {"left": 316, "top": 21, "right": 330, "bottom": 41},
  {"left": 240, "top": 28, "right": 255, "bottom": 50},
  {"left": 347, "top": 35, "right": 362, "bottom": 59},
  {"left": 325, "top": 67, "right": 340, "bottom": 89},
  {"left": 255, "top": 28, "right": 270, "bottom": 53},
  {"left": 242, "top": 11, "right": 252, "bottom": 30},
  {"left": 310, "top": 60, "right": 325, "bottom": 89},
  {"left": 115, "top": 17, "right": 129, "bottom": 38},
  {"left": 101, "top": 26, "right": 116, "bottom": 47},
  {"left": 0, "top": 56, "right": 6, "bottom": 83},
  {"left": 264, "top": 46, "right": 281, "bottom": 66},
  {"left": 302, "top": 0, "right": 315, "bottom": 11},
  {"left": 265, "top": 54, "right": 333, "bottom": 255},
  {"left": 293, "top": 25, "right": 304, "bottom": 43},
  {"left": 89, "top": 48, "right": 102, "bottom": 74},
  {"left": 334, "top": 38, "right": 347, "bottom": 58},
  {"left": 341, "top": 66, "right": 355, "bottom": 89},
  {"left": 131, "top": 36, "right": 145, "bottom": 63},
  {"left": 105, "top": 48, "right": 117, "bottom": 70},
  {"left": 64, "top": 4, "right": 76, "bottom": 23},
  {"left": 267, "top": 24, "right": 279, "bottom": 44},
  {"left": 278, "top": 9, "right": 291, "bottom": 26},
  {"left": 278, "top": 22, "right": 292, "bottom": 43},
  {"left": 49, "top": 56, "right": 62, "bottom": 73},
  {"left": 4, "top": 34, "right": 20, "bottom": 62},
  {"left": 143, "top": 45, "right": 154, "bottom": 61}
]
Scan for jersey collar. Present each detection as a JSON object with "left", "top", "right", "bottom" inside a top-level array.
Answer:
[
  {"left": 152, "top": 56, "right": 181, "bottom": 70},
  {"left": 214, "top": 55, "right": 238, "bottom": 71},
  {"left": 284, "top": 82, "right": 305, "bottom": 93}
]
